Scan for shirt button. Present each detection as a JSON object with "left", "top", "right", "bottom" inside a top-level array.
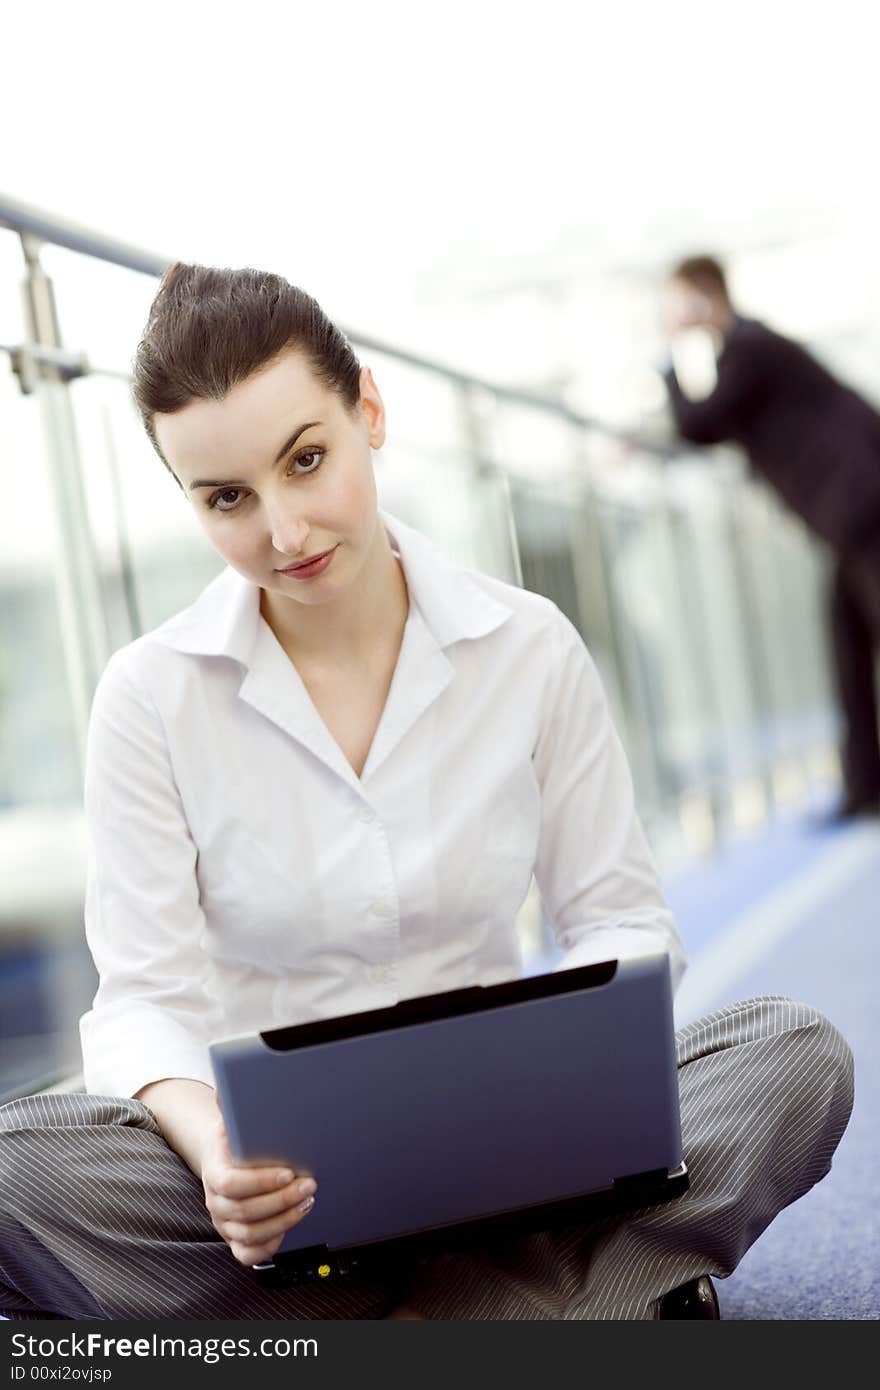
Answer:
[
  {"left": 368, "top": 963, "right": 391, "bottom": 984},
  {"left": 359, "top": 805, "right": 373, "bottom": 824},
  {"left": 370, "top": 897, "right": 393, "bottom": 918}
]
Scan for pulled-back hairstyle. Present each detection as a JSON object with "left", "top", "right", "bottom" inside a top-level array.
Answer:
[
  {"left": 132, "top": 263, "right": 362, "bottom": 474},
  {"left": 670, "top": 254, "right": 730, "bottom": 304}
]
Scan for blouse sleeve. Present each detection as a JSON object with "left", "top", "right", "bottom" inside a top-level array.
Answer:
[
  {"left": 78, "top": 650, "right": 220, "bottom": 1096},
  {"left": 533, "top": 613, "right": 687, "bottom": 992}
]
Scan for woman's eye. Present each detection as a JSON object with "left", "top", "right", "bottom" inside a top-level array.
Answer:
[
  {"left": 209, "top": 488, "right": 245, "bottom": 511},
  {"left": 289, "top": 448, "right": 325, "bottom": 475}
]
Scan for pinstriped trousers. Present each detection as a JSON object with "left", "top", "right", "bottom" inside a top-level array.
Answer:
[{"left": 0, "top": 997, "right": 853, "bottom": 1320}]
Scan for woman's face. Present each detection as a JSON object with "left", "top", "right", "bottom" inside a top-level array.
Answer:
[{"left": 154, "top": 350, "right": 386, "bottom": 606}]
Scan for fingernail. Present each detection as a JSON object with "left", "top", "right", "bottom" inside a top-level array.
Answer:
[
  {"left": 298, "top": 1178, "right": 317, "bottom": 1198},
  {"left": 297, "top": 1194, "right": 315, "bottom": 1214},
  {"left": 276, "top": 1169, "right": 294, "bottom": 1187}
]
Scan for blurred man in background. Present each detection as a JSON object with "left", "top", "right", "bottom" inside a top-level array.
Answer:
[{"left": 662, "top": 254, "right": 880, "bottom": 822}]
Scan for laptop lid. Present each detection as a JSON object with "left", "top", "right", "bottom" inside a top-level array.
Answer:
[{"left": 210, "top": 952, "right": 686, "bottom": 1283}]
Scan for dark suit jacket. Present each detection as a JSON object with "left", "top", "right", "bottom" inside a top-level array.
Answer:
[{"left": 665, "top": 317, "right": 880, "bottom": 552}]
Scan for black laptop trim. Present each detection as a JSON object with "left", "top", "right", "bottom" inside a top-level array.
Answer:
[{"left": 259, "top": 959, "right": 618, "bottom": 1052}]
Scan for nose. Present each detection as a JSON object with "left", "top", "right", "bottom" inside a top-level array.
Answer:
[{"left": 266, "top": 497, "right": 310, "bottom": 559}]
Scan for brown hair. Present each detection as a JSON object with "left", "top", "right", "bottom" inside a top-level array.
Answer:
[
  {"left": 132, "top": 263, "right": 362, "bottom": 474},
  {"left": 670, "top": 254, "right": 730, "bottom": 303}
]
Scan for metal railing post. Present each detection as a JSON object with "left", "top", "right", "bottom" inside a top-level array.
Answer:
[{"left": 18, "top": 232, "right": 111, "bottom": 766}]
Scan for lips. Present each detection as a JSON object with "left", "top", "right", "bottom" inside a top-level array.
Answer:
[{"left": 278, "top": 546, "right": 336, "bottom": 574}]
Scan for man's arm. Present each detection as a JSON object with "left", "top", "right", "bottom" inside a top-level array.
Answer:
[{"left": 665, "top": 327, "right": 763, "bottom": 446}]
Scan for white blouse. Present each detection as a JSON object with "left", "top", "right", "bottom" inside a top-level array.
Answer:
[{"left": 79, "top": 511, "right": 686, "bottom": 1097}]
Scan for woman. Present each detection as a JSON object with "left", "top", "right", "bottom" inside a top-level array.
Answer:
[{"left": 0, "top": 265, "right": 853, "bottom": 1320}]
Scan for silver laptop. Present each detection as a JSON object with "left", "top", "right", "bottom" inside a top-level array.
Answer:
[{"left": 210, "top": 952, "right": 687, "bottom": 1286}]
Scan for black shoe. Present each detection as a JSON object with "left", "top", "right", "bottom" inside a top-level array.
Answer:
[{"left": 656, "top": 1276, "right": 720, "bottom": 1319}]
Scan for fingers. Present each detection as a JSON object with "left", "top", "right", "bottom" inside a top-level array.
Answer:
[
  {"left": 205, "top": 1159, "right": 305, "bottom": 1202},
  {"left": 223, "top": 1193, "right": 316, "bottom": 1248},
  {"left": 226, "top": 1194, "right": 317, "bottom": 1267},
  {"left": 211, "top": 1174, "right": 317, "bottom": 1225},
  {"left": 203, "top": 1163, "right": 318, "bottom": 1267},
  {"left": 201, "top": 1118, "right": 320, "bottom": 1266}
]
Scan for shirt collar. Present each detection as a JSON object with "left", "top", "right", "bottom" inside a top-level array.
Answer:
[
  {"left": 152, "top": 509, "right": 513, "bottom": 663},
  {"left": 380, "top": 509, "right": 513, "bottom": 647}
]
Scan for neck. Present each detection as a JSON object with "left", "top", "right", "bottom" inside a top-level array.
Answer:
[{"left": 260, "top": 517, "right": 409, "bottom": 664}]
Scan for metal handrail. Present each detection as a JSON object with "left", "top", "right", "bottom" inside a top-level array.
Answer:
[
  {"left": 0, "top": 191, "right": 171, "bottom": 278},
  {"left": 0, "top": 190, "right": 677, "bottom": 459}
]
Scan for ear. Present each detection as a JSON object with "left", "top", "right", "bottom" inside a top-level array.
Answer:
[{"left": 358, "top": 366, "right": 386, "bottom": 449}]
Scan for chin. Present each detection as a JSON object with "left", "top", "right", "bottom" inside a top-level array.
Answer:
[{"left": 268, "top": 573, "right": 344, "bottom": 602}]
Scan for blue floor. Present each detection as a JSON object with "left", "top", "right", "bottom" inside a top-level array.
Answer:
[
  {"left": 663, "top": 808, "right": 856, "bottom": 955},
  {"left": 661, "top": 810, "right": 880, "bottom": 1320}
]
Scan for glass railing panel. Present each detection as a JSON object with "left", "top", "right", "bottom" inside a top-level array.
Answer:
[
  {"left": 773, "top": 525, "right": 836, "bottom": 732},
  {"left": 737, "top": 489, "right": 836, "bottom": 735},
  {"left": 730, "top": 487, "right": 838, "bottom": 805},
  {"left": 67, "top": 371, "right": 224, "bottom": 646},
  {"left": 0, "top": 234, "right": 27, "bottom": 346},
  {"left": 362, "top": 346, "right": 520, "bottom": 581},
  {"left": 376, "top": 440, "right": 519, "bottom": 583},
  {"left": 0, "top": 365, "right": 95, "bottom": 1098},
  {"left": 507, "top": 475, "right": 588, "bottom": 634},
  {"left": 483, "top": 396, "right": 577, "bottom": 486},
  {"left": 501, "top": 465, "right": 667, "bottom": 821},
  {"left": 355, "top": 348, "right": 467, "bottom": 456},
  {"left": 0, "top": 367, "right": 82, "bottom": 807},
  {"left": 667, "top": 468, "right": 765, "bottom": 778},
  {"left": 596, "top": 494, "right": 709, "bottom": 801},
  {"left": 38, "top": 244, "right": 159, "bottom": 374}
]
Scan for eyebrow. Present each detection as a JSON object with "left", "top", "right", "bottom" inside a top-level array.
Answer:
[{"left": 188, "top": 421, "right": 323, "bottom": 490}]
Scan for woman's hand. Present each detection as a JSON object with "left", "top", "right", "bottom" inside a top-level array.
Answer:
[{"left": 200, "top": 1110, "right": 317, "bottom": 1266}]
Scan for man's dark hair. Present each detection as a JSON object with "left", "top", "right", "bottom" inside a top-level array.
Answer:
[
  {"left": 671, "top": 254, "right": 731, "bottom": 304},
  {"left": 132, "top": 263, "right": 362, "bottom": 474}
]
